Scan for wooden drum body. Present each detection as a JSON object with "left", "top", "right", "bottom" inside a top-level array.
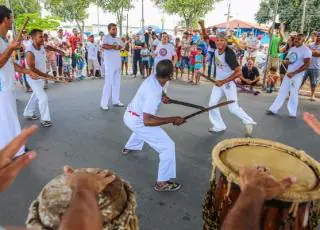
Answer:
[
  {"left": 203, "top": 138, "right": 320, "bottom": 230},
  {"left": 26, "top": 168, "right": 139, "bottom": 230}
]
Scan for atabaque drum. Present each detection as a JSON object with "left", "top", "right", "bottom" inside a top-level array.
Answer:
[
  {"left": 26, "top": 168, "right": 139, "bottom": 230},
  {"left": 203, "top": 138, "right": 320, "bottom": 230}
]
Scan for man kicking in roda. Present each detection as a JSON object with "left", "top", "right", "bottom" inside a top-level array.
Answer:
[{"left": 122, "top": 60, "right": 185, "bottom": 192}]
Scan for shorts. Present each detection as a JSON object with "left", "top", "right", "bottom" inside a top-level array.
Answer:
[
  {"left": 181, "top": 57, "right": 190, "bottom": 69},
  {"left": 63, "top": 64, "right": 71, "bottom": 73},
  {"left": 142, "top": 60, "right": 149, "bottom": 69},
  {"left": 304, "top": 69, "right": 320, "bottom": 87},
  {"left": 46, "top": 59, "right": 57, "bottom": 73},
  {"left": 175, "top": 61, "right": 181, "bottom": 68},
  {"left": 121, "top": 56, "right": 128, "bottom": 63},
  {"left": 71, "top": 54, "right": 77, "bottom": 68},
  {"left": 267, "top": 57, "right": 280, "bottom": 73},
  {"left": 189, "top": 65, "right": 195, "bottom": 71},
  {"left": 77, "top": 59, "right": 85, "bottom": 70},
  {"left": 87, "top": 59, "right": 100, "bottom": 70},
  {"left": 149, "top": 57, "right": 154, "bottom": 68},
  {"left": 56, "top": 55, "right": 63, "bottom": 67}
]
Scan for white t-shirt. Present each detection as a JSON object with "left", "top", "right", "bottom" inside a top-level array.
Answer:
[
  {"left": 0, "top": 37, "right": 15, "bottom": 92},
  {"left": 309, "top": 43, "right": 320, "bottom": 69},
  {"left": 286, "top": 45, "right": 312, "bottom": 73},
  {"left": 154, "top": 43, "right": 176, "bottom": 67},
  {"left": 103, "top": 34, "right": 123, "bottom": 68},
  {"left": 26, "top": 41, "right": 47, "bottom": 74},
  {"left": 152, "top": 38, "right": 160, "bottom": 48},
  {"left": 127, "top": 73, "right": 163, "bottom": 117},
  {"left": 214, "top": 49, "right": 234, "bottom": 80},
  {"left": 86, "top": 42, "right": 99, "bottom": 60}
]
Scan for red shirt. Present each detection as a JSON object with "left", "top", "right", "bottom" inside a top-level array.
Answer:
[
  {"left": 190, "top": 50, "right": 197, "bottom": 65},
  {"left": 69, "top": 35, "right": 81, "bottom": 53},
  {"left": 175, "top": 45, "right": 181, "bottom": 61}
]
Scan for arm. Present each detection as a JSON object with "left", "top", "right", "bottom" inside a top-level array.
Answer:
[
  {"left": 221, "top": 66, "right": 242, "bottom": 85},
  {"left": 45, "top": 45, "right": 64, "bottom": 55},
  {"left": 13, "top": 63, "right": 37, "bottom": 78},
  {"left": 287, "top": 58, "right": 311, "bottom": 78},
  {"left": 198, "top": 20, "right": 209, "bottom": 44},
  {"left": 0, "top": 40, "right": 20, "bottom": 68},
  {"left": 143, "top": 113, "right": 177, "bottom": 126},
  {"left": 102, "top": 44, "right": 119, "bottom": 50},
  {"left": 304, "top": 112, "right": 320, "bottom": 135},
  {"left": 26, "top": 52, "right": 53, "bottom": 79},
  {"left": 232, "top": 36, "right": 244, "bottom": 51},
  {"left": 312, "top": 50, "right": 320, "bottom": 57}
]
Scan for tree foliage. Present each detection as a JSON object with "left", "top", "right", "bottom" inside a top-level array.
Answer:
[
  {"left": 98, "top": 0, "right": 133, "bottom": 36},
  {"left": 44, "top": 0, "right": 90, "bottom": 33},
  {"left": 255, "top": 0, "right": 320, "bottom": 34},
  {"left": 16, "top": 13, "right": 60, "bottom": 32},
  {"left": 0, "top": 0, "right": 40, "bottom": 16},
  {"left": 153, "top": 0, "right": 221, "bottom": 30}
]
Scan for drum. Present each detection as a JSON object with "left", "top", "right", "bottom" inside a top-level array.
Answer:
[
  {"left": 26, "top": 168, "right": 139, "bottom": 230},
  {"left": 203, "top": 138, "right": 320, "bottom": 230}
]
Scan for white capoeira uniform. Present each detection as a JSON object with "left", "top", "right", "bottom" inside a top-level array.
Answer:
[
  {"left": 0, "top": 37, "right": 24, "bottom": 156},
  {"left": 100, "top": 34, "right": 123, "bottom": 107},
  {"left": 269, "top": 45, "right": 312, "bottom": 117},
  {"left": 124, "top": 74, "right": 176, "bottom": 182},
  {"left": 209, "top": 48, "right": 256, "bottom": 132},
  {"left": 99, "top": 39, "right": 105, "bottom": 77},
  {"left": 23, "top": 42, "right": 51, "bottom": 121}
]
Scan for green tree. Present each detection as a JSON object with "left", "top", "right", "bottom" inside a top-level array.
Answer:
[
  {"left": 15, "top": 13, "right": 60, "bottom": 32},
  {"left": 153, "top": 0, "right": 221, "bottom": 30},
  {"left": 0, "top": 0, "right": 40, "bottom": 16},
  {"left": 255, "top": 0, "right": 320, "bottom": 34},
  {"left": 97, "top": 0, "right": 133, "bottom": 36},
  {"left": 44, "top": 0, "right": 90, "bottom": 34}
]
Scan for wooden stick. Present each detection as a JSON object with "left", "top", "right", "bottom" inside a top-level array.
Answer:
[
  {"left": 16, "top": 17, "right": 29, "bottom": 42},
  {"left": 169, "top": 99, "right": 205, "bottom": 110},
  {"left": 37, "top": 75, "right": 67, "bottom": 83},
  {"left": 184, "top": 100, "right": 235, "bottom": 120}
]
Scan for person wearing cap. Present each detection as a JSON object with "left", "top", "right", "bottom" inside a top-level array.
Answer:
[
  {"left": 207, "top": 32, "right": 257, "bottom": 136},
  {"left": 121, "top": 60, "right": 185, "bottom": 192},
  {"left": 100, "top": 23, "right": 124, "bottom": 111},
  {"left": 267, "top": 33, "right": 312, "bottom": 118},
  {"left": 86, "top": 34, "right": 101, "bottom": 78},
  {"left": 54, "top": 27, "right": 67, "bottom": 77},
  {"left": 301, "top": 32, "right": 320, "bottom": 101}
]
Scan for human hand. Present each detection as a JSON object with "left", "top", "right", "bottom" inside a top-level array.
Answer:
[
  {"left": 239, "top": 166, "right": 296, "bottom": 200},
  {"left": 287, "top": 72, "right": 295, "bottom": 78},
  {"left": 172, "top": 117, "right": 186, "bottom": 126},
  {"left": 28, "top": 70, "right": 39, "bottom": 80},
  {"left": 9, "top": 40, "right": 21, "bottom": 51},
  {"left": 64, "top": 166, "right": 116, "bottom": 196},
  {"left": 162, "top": 95, "right": 171, "bottom": 104},
  {"left": 304, "top": 112, "right": 320, "bottom": 135},
  {"left": 215, "top": 80, "right": 225, "bottom": 87},
  {"left": 0, "top": 125, "right": 38, "bottom": 192}
]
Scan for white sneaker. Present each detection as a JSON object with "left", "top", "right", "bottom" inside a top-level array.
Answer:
[
  {"left": 208, "top": 127, "right": 226, "bottom": 133},
  {"left": 245, "top": 124, "right": 253, "bottom": 137},
  {"left": 100, "top": 106, "right": 109, "bottom": 111},
  {"left": 113, "top": 102, "right": 124, "bottom": 107}
]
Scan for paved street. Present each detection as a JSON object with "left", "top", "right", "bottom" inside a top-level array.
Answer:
[{"left": 0, "top": 76, "right": 319, "bottom": 229}]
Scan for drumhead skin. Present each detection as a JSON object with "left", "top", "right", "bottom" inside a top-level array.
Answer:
[{"left": 212, "top": 138, "right": 320, "bottom": 202}]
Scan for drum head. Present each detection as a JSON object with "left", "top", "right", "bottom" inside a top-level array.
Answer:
[{"left": 212, "top": 138, "right": 320, "bottom": 202}]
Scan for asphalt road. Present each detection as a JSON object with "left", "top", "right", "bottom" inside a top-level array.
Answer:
[{"left": 0, "top": 76, "right": 319, "bottom": 229}]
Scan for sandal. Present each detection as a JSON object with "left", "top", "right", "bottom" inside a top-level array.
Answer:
[
  {"left": 154, "top": 181, "right": 182, "bottom": 192},
  {"left": 121, "top": 148, "right": 132, "bottom": 155}
]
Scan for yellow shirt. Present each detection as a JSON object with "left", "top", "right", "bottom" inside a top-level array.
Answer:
[{"left": 120, "top": 50, "right": 128, "bottom": 57}]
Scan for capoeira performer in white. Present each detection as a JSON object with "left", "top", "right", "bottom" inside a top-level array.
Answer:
[
  {"left": 267, "top": 33, "right": 312, "bottom": 118},
  {"left": 122, "top": 60, "right": 185, "bottom": 192},
  {"left": 100, "top": 23, "right": 124, "bottom": 111},
  {"left": 23, "top": 29, "right": 53, "bottom": 127},
  {"left": 208, "top": 32, "right": 256, "bottom": 136},
  {"left": 0, "top": 5, "right": 38, "bottom": 157}
]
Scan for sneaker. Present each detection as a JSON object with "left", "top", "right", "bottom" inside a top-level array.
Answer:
[
  {"left": 26, "top": 115, "right": 40, "bottom": 120},
  {"left": 113, "top": 102, "right": 124, "bottom": 107},
  {"left": 100, "top": 106, "right": 109, "bottom": 111},
  {"left": 245, "top": 124, "right": 253, "bottom": 137},
  {"left": 289, "top": 115, "right": 296, "bottom": 119},
  {"left": 154, "top": 181, "right": 182, "bottom": 192},
  {"left": 121, "top": 148, "right": 132, "bottom": 155},
  {"left": 266, "top": 110, "right": 276, "bottom": 115},
  {"left": 40, "top": 120, "right": 52, "bottom": 127},
  {"left": 208, "top": 127, "right": 226, "bottom": 133}
]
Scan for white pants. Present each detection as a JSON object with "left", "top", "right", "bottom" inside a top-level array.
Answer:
[
  {"left": 23, "top": 78, "right": 51, "bottom": 121},
  {"left": 209, "top": 82, "right": 256, "bottom": 131},
  {"left": 124, "top": 112, "right": 176, "bottom": 182},
  {"left": 269, "top": 74, "right": 304, "bottom": 117},
  {"left": 0, "top": 91, "right": 24, "bottom": 156},
  {"left": 100, "top": 65, "right": 121, "bottom": 107},
  {"left": 100, "top": 57, "right": 105, "bottom": 77}
]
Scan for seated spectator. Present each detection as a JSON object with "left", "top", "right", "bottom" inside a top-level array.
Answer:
[
  {"left": 236, "top": 59, "right": 261, "bottom": 88},
  {"left": 266, "top": 66, "right": 280, "bottom": 93}
]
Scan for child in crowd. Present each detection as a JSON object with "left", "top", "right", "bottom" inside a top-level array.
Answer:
[
  {"left": 266, "top": 66, "right": 280, "bottom": 93},
  {"left": 120, "top": 37, "right": 129, "bottom": 75},
  {"left": 194, "top": 47, "right": 203, "bottom": 85},
  {"left": 140, "top": 43, "right": 150, "bottom": 78},
  {"left": 75, "top": 43, "right": 86, "bottom": 80},
  {"left": 62, "top": 42, "right": 72, "bottom": 81},
  {"left": 189, "top": 44, "right": 197, "bottom": 84},
  {"left": 175, "top": 37, "right": 181, "bottom": 79}
]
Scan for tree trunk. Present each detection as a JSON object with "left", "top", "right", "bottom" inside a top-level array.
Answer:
[{"left": 117, "top": 9, "right": 123, "bottom": 37}]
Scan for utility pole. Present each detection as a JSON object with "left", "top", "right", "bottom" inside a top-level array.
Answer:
[
  {"left": 141, "top": 0, "right": 145, "bottom": 31},
  {"left": 5, "top": 0, "right": 16, "bottom": 37},
  {"left": 97, "top": 5, "right": 100, "bottom": 33},
  {"left": 300, "top": 0, "right": 308, "bottom": 33},
  {"left": 126, "top": 12, "right": 129, "bottom": 36},
  {"left": 225, "top": 0, "right": 232, "bottom": 30}
]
